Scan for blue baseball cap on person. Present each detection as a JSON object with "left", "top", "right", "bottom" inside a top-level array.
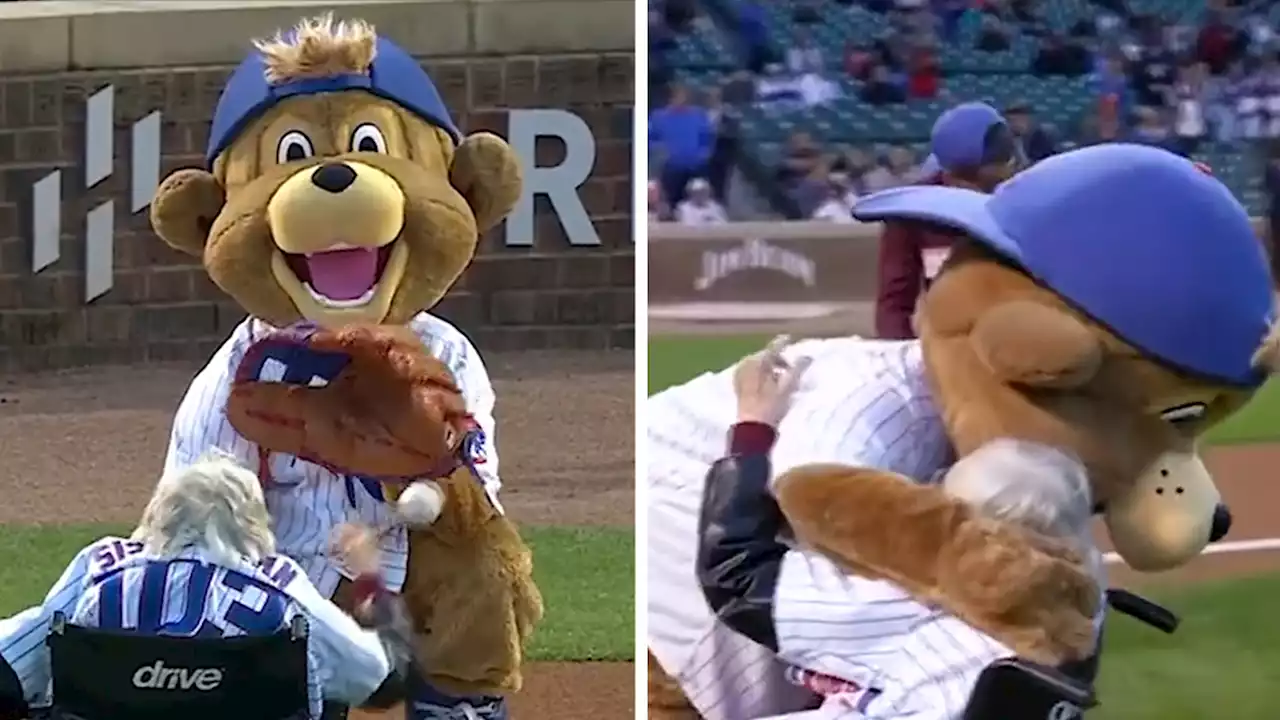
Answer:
[
  {"left": 922, "top": 101, "right": 1009, "bottom": 174},
  {"left": 206, "top": 35, "right": 459, "bottom": 167},
  {"left": 853, "top": 143, "right": 1275, "bottom": 387}
]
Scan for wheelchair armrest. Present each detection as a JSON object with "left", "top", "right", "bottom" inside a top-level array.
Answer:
[
  {"left": 1106, "top": 588, "right": 1179, "bottom": 634},
  {"left": 963, "top": 658, "right": 1096, "bottom": 720}
]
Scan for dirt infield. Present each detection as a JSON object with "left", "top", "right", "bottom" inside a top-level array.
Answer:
[{"left": 0, "top": 350, "right": 635, "bottom": 719}]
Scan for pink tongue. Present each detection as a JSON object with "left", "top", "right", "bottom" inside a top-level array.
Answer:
[{"left": 304, "top": 248, "right": 379, "bottom": 301}]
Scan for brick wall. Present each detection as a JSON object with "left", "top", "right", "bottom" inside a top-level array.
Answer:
[{"left": 0, "top": 54, "right": 634, "bottom": 372}]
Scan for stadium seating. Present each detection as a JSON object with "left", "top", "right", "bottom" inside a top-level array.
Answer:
[{"left": 663, "top": 0, "right": 1268, "bottom": 214}]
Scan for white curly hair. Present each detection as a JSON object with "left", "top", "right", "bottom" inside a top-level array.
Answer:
[
  {"left": 131, "top": 448, "right": 276, "bottom": 567},
  {"left": 943, "top": 439, "right": 1095, "bottom": 542}
]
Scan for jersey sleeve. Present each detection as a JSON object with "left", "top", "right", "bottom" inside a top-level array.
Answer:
[
  {"left": 416, "top": 317, "right": 503, "bottom": 510},
  {"left": 769, "top": 367, "right": 942, "bottom": 482},
  {"left": 267, "top": 555, "right": 392, "bottom": 704},
  {"left": 163, "top": 338, "right": 257, "bottom": 475},
  {"left": 0, "top": 541, "right": 101, "bottom": 705}
]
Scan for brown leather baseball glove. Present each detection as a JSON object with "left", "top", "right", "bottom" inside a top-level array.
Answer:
[{"left": 226, "top": 322, "right": 481, "bottom": 481}]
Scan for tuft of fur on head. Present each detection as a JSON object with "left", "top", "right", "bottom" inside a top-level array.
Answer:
[
  {"left": 132, "top": 448, "right": 276, "bottom": 567},
  {"left": 253, "top": 12, "right": 377, "bottom": 85}
]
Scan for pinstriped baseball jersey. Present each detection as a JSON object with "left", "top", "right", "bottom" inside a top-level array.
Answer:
[
  {"left": 164, "top": 313, "right": 502, "bottom": 597},
  {"left": 0, "top": 536, "right": 391, "bottom": 715},
  {"left": 771, "top": 544, "right": 1106, "bottom": 720},
  {"left": 648, "top": 338, "right": 954, "bottom": 720}
]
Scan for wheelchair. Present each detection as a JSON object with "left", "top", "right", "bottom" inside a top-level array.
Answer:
[
  {"left": 962, "top": 587, "right": 1180, "bottom": 720},
  {"left": 38, "top": 611, "right": 311, "bottom": 720}
]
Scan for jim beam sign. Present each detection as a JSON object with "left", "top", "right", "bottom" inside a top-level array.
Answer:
[
  {"left": 694, "top": 238, "right": 816, "bottom": 292},
  {"left": 650, "top": 234, "right": 880, "bottom": 305}
]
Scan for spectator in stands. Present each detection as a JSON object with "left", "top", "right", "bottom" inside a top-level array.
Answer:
[
  {"left": 875, "top": 102, "right": 1021, "bottom": 339},
  {"left": 863, "top": 146, "right": 921, "bottom": 192},
  {"left": 721, "top": 70, "right": 756, "bottom": 105},
  {"left": 1171, "top": 62, "right": 1209, "bottom": 155},
  {"left": 787, "top": 29, "right": 825, "bottom": 75},
  {"left": 1032, "top": 33, "right": 1090, "bottom": 77},
  {"left": 845, "top": 42, "right": 876, "bottom": 81},
  {"left": 1234, "top": 54, "right": 1280, "bottom": 140},
  {"left": 1204, "top": 64, "right": 1240, "bottom": 142},
  {"left": 776, "top": 132, "right": 823, "bottom": 191},
  {"left": 1130, "top": 21, "right": 1178, "bottom": 108},
  {"left": 1091, "top": 54, "right": 1131, "bottom": 118},
  {"left": 810, "top": 172, "right": 858, "bottom": 223},
  {"left": 649, "top": 9, "right": 677, "bottom": 107},
  {"left": 1196, "top": 9, "right": 1241, "bottom": 75},
  {"left": 1082, "top": 104, "right": 1125, "bottom": 144},
  {"left": 735, "top": 0, "right": 773, "bottom": 73},
  {"left": 1266, "top": 140, "right": 1280, "bottom": 280},
  {"left": 831, "top": 146, "right": 874, "bottom": 194},
  {"left": 661, "top": 0, "right": 696, "bottom": 34},
  {"left": 704, "top": 90, "right": 741, "bottom": 201},
  {"left": 649, "top": 84, "right": 715, "bottom": 206},
  {"left": 648, "top": 180, "right": 671, "bottom": 222},
  {"left": 1130, "top": 106, "right": 1176, "bottom": 150},
  {"left": 936, "top": 0, "right": 968, "bottom": 41},
  {"left": 794, "top": 0, "right": 822, "bottom": 25},
  {"left": 975, "top": 14, "right": 1012, "bottom": 53},
  {"left": 674, "top": 178, "right": 729, "bottom": 226},
  {"left": 861, "top": 64, "right": 907, "bottom": 104},
  {"left": 907, "top": 44, "right": 941, "bottom": 98},
  {"left": 1004, "top": 102, "right": 1056, "bottom": 162}
]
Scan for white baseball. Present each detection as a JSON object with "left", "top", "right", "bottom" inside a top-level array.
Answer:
[{"left": 396, "top": 480, "right": 445, "bottom": 527}]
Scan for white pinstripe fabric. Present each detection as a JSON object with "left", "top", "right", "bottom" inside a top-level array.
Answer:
[
  {"left": 647, "top": 339, "right": 955, "bottom": 720},
  {"left": 163, "top": 313, "right": 503, "bottom": 596},
  {"left": 0, "top": 537, "right": 391, "bottom": 713}
]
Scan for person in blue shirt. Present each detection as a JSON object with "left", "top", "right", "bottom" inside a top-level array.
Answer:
[{"left": 650, "top": 84, "right": 716, "bottom": 206}]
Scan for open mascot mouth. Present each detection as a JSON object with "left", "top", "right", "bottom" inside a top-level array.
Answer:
[{"left": 281, "top": 243, "right": 397, "bottom": 308}]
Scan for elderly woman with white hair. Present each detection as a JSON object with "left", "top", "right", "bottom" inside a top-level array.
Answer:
[
  {"left": 686, "top": 345, "right": 1105, "bottom": 720},
  {"left": 0, "top": 449, "right": 412, "bottom": 719}
]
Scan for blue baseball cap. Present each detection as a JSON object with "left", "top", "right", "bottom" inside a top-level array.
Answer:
[
  {"left": 853, "top": 143, "right": 1275, "bottom": 387},
  {"left": 206, "top": 35, "right": 459, "bottom": 167},
  {"left": 924, "top": 101, "right": 1009, "bottom": 173}
]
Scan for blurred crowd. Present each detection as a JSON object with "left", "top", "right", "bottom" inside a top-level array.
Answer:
[{"left": 649, "top": 0, "right": 1280, "bottom": 225}]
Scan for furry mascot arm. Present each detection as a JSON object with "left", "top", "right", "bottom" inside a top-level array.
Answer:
[{"left": 773, "top": 465, "right": 1099, "bottom": 664}]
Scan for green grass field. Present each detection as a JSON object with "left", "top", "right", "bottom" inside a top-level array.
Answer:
[
  {"left": 652, "top": 333, "right": 1280, "bottom": 717},
  {"left": 0, "top": 524, "right": 633, "bottom": 662},
  {"left": 1094, "top": 573, "right": 1280, "bottom": 719}
]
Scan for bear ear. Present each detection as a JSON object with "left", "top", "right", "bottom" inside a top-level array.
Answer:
[
  {"left": 450, "top": 132, "right": 523, "bottom": 235},
  {"left": 149, "top": 169, "right": 226, "bottom": 257},
  {"left": 970, "top": 301, "right": 1103, "bottom": 389}
]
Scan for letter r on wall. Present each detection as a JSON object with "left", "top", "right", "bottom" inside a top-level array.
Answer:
[{"left": 505, "top": 109, "right": 600, "bottom": 247}]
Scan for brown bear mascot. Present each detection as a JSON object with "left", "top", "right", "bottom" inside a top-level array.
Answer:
[
  {"left": 647, "top": 144, "right": 1279, "bottom": 718},
  {"left": 150, "top": 14, "right": 540, "bottom": 720}
]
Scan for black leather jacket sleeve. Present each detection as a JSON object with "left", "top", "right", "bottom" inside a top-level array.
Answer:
[
  {"left": 696, "top": 451, "right": 789, "bottom": 653},
  {"left": 0, "top": 654, "right": 27, "bottom": 720}
]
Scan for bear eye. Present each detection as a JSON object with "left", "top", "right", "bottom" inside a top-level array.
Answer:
[
  {"left": 276, "top": 131, "right": 314, "bottom": 164},
  {"left": 1160, "top": 402, "right": 1207, "bottom": 427},
  {"left": 350, "top": 123, "right": 388, "bottom": 154}
]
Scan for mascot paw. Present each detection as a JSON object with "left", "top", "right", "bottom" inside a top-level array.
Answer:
[{"left": 398, "top": 480, "right": 445, "bottom": 526}]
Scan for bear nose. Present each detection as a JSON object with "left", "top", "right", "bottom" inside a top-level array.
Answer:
[
  {"left": 1209, "top": 503, "right": 1232, "bottom": 543},
  {"left": 310, "top": 163, "right": 357, "bottom": 193}
]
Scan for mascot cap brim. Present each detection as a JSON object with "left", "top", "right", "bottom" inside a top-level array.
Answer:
[
  {"left": 854, "top": 143, "right": 1274, "bottom": 387},
  {"left": 206, "top": 36, "right": 460, "bottom": 166}
]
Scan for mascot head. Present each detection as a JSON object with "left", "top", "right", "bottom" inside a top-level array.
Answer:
[
  {"left": 150, "top": 14, "right": 522, "bottom": 327},
  {"left": 855, "top": 143, "right": 1277, "bottom": 571}
]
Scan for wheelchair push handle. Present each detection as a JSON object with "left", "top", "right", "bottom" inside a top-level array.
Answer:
[{"left": 1106, "top": 588, "right": 1179, "bottom": 634}]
